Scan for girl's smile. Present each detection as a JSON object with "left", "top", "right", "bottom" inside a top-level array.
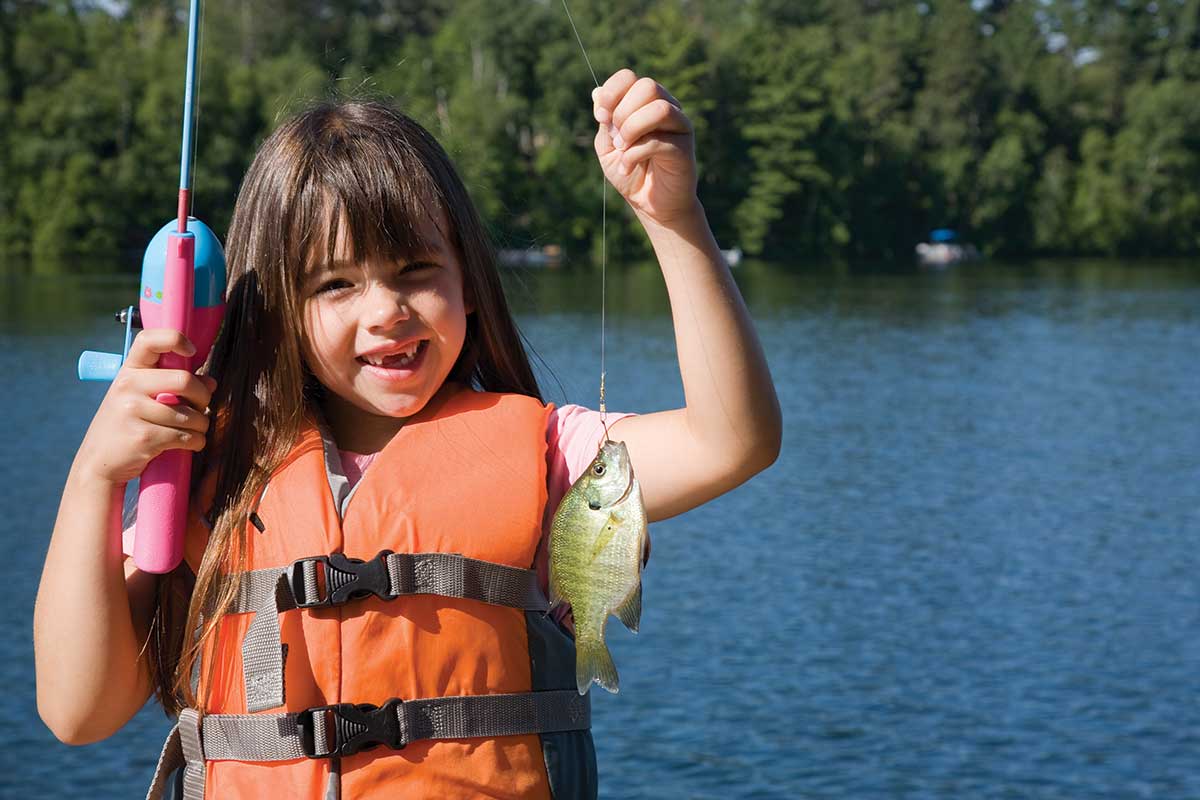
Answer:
[
  {"left": 301, "top": 215, "right": 471, "bottom": 448},
  {"left": 357, "top": 338, "right": 429, "bottom": 379}
]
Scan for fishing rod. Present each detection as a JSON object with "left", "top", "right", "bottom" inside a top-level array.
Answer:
[{"left": 79, "top": 0, "right": 226, "bottom": 574}]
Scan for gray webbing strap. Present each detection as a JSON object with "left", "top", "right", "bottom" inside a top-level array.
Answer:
[
  {"left": 145, "top": 690, "right": 585, "bottom": 796},
  {"left": 243, "top": 572, "right": 288, "bottom": 712},
  {"left": 202, "top": 690, "right": 589, "bottom": 761},
  {"left": 145, "top": 709, "right": 207, "bottom": 800},
  {"left": 146, "top": 691, "right": 587, "bottom": 797},
  {"left": 386, "top": 552, "right": 549, "bottom": 611},
  {"left": 324, "top": 762, "right": 341, "bottom": 800},
  {"left": 389, "top": 690, "right": 590, "bottom": 749},
  {"left": 201, "top": 710, "right": 308, "bottom": 760},
  {"left": 189, "top": 641, "right": 202, "bottom": 697},
  {"left": 179, "top": 709, "right": 207, "bottom": 798},
  {"left": 232, "top": 554, "right": 549, "bottom": 617},
  {"left": 240, "top": 553, "right": 548, "bottom": 712},
  {"left": 145, "top": 721, "right": 182, "bottom": 800}
]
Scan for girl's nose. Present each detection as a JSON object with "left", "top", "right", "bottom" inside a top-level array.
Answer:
[{"left": 363, "top": 284, "right": 411, "bottom": 331}]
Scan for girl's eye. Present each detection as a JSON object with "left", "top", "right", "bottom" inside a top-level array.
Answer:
[
  {"left": 316, "top": 279, "right": 351, "bottom": 294},
  {"left": 592, "top": 463, "right": 606, "bottom": 476}
]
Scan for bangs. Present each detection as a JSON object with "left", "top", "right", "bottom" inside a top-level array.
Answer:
[{"left": 285, "top": 107, "right": 452, "bottom": 280}]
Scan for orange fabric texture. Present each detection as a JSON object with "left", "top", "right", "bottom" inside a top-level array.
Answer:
[{"left": 188, "top": 386, "right": 555, "bottom": 799}]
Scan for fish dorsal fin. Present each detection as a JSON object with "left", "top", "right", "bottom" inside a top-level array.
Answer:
[{"left": 612, "top": 583, "right": 641, "bottom": 633}]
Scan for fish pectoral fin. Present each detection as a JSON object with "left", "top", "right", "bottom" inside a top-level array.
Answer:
[
  {"left": 612, "top": 582, "right": 642, "bottom": 634},
  {"left": 588, "top": 513, "right": 621, "bottom": 563}
]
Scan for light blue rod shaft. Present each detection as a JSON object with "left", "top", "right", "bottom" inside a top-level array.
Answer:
[{"left": 179, "top": 0, "right": 201, "bottom": 194}]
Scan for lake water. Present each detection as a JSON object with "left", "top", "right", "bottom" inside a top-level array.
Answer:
[{"left": 2, "top": 258, "right": 1198, "bottom": 798}]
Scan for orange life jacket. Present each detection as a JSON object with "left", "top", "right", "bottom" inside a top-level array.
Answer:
[{"left": 175, "top": 385, "right": 596, "bottom": 799}]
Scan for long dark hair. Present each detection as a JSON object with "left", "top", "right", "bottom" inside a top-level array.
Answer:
[{"left": 149, "top": 101, "right": 542, "bottom": 713}]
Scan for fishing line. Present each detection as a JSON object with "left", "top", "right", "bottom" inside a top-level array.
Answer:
[
  {"left": 560, "top": 0, "right": 609, "bottom": 432},
  {"left": 561, "top": 0, "right": 599, "bottom": 87}
]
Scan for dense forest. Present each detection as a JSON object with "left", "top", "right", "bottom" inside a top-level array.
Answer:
[{"left": 1, "top": 0, "right": 1198, "bottom": 266}]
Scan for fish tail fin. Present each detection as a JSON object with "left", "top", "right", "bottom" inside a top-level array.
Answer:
[{"left": 575, "top": 636, "right": 619, "bottom": 695}]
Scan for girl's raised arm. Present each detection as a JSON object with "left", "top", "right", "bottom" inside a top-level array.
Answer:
[{"left": 592, "top": 69, "right": 782, "bottom": 522}]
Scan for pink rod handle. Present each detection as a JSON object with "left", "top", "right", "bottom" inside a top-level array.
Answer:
[
  {"left": 134, "top": 233, "right": 195, "bottom": 573},
  {"left": 134, "top": 451, "right": 191, "bottom": 573}
]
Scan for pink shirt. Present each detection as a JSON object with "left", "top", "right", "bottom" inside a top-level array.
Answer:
[{"left": 124, "top": 404, "right": 632, "bottom": 604}]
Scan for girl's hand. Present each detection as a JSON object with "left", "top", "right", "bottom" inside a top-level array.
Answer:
[
  {"left": 76, "top": 329, "right": 215, "bottom": 486},
  {"left": 593, "top": 69, "right": 698, "bottom": 225}
]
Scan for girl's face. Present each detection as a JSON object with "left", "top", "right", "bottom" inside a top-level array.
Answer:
[{"left": 300, "top": 215, "right": 471, "bottom": 446}]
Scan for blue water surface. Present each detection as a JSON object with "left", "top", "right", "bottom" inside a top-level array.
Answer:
[{"left": 2, "top": 259, "right": 1198, "bottom": 798}]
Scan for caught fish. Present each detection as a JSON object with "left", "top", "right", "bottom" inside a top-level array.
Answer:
[{"left": 549, "top": 439, "right": 648, "bottom": 695}]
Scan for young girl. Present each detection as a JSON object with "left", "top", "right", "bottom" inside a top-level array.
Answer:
[{"left": 34, "top": 69, "right": 780, "bottom": 799}]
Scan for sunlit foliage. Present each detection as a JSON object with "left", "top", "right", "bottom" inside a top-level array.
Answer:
[{"left": 1, "top": 0, "right": 1197, "bottom": 264}]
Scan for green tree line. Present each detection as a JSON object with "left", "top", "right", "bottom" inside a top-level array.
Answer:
[{"left": 2, "top": 0, "right": 1198, "bottom": 266}]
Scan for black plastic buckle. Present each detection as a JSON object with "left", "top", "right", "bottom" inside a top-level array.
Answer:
[
  {"left": 296, "top": 699, "right": 404, "bottom": 758},
  {"left": 288, "top": 550, "right": 394, "bottom": 608}
]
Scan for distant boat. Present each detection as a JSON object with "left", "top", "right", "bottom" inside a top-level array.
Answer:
[
  {"left": 721, "top": 247, "right": 742, "bottom": 268},
  {"left": 498, "top": 244, "right": 563, "bottom": 268},
  {"left": 915, "top": 228, "right": 979, "bottom": 267}
]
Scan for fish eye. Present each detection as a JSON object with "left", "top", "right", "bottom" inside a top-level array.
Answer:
[
  {"left": 592, "top": 463, "right": 606, "bottom": 476},
  {"left": 588, "top": 501, "right": 602, "bottom": 510}
]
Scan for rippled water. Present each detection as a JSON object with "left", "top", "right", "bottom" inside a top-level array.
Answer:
[{"left": 3, "top": 259, "right": 1198, "bottom": 798}]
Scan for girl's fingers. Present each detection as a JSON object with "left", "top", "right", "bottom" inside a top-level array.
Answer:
[
  {"left": 612, "top": 77, "right": 680, "bottom": 137},
  {"left": 594, "top": 121, "right": 616, "bottom": 156},
  {"left": 138, "top": 396, "right": 212, "bottom": 434},
  {"left": 616, "top": 133, "right": 693, "bottom": 174},
  {"left": 133, "top": 419, "right": 208, "bottom": 455},
  {"left": 596, "top": 71, "right": 680, "bottom": 120},
  {"left": 592, "top": 88, "right": 612, "bottom": 124},
  {"left": 120, "top": 367, "right": 215, "bottom": 411},
  {"left": 595, "top": 69, "right": 639, "bottom": 118},
  {"left": 124, "top": 329, "right": 197, "bottom": 369},
  {"left": 612, "top": 100, "right": 692, "bottom": 152}
]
